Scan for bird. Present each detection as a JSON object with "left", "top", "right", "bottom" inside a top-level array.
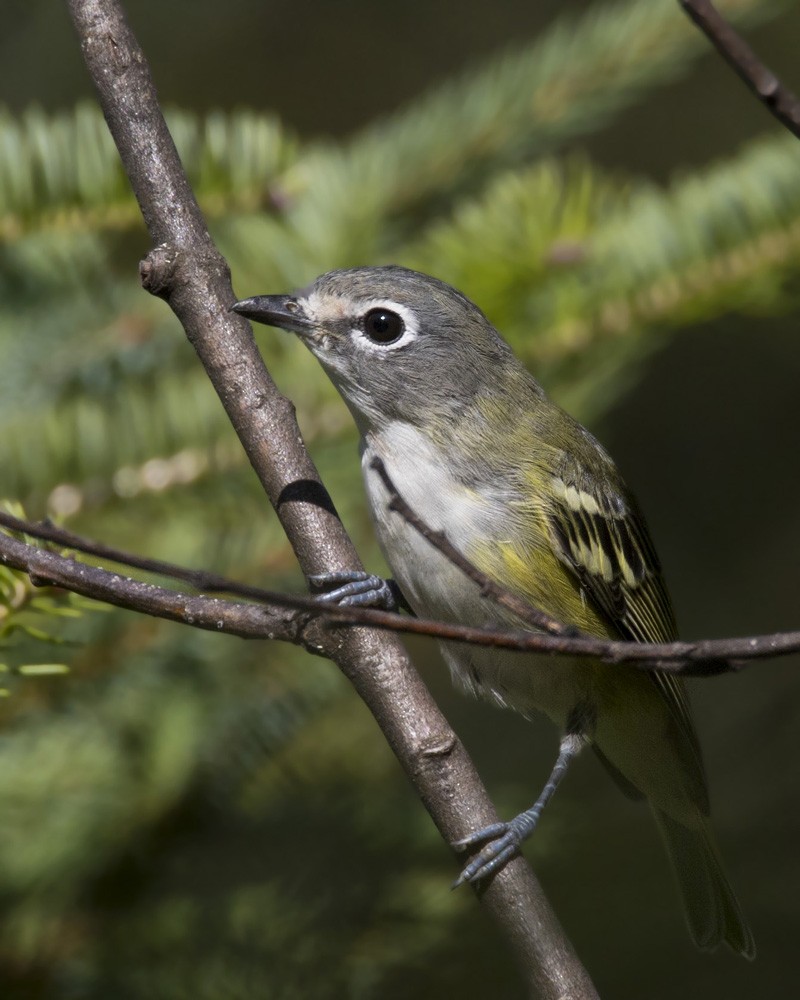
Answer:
[{"left": 232, "top": 264, "right": 754, "bottom": 958}]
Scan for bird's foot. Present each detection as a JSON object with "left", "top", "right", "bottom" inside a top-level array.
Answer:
[
  {"left": 453, "top": 732, "right": 585, "bottom": 886},
  {"left": 452, "top": 817, "right": 532, "bottom": 887},
  {"left": 309, "top": 570, "right": 405, "bottom": 611}
]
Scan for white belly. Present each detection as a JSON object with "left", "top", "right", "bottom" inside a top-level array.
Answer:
[{"left": 360, "top": 423, "right": 581, "bottom": 724}]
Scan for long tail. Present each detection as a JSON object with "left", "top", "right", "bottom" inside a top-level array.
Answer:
[{"left": 654, "top": 809, "right": 755, "bottom": 959}]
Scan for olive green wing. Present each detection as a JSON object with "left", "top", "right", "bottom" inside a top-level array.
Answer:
[
  {"left": 547, "top": 467, "right": 676, "bottom": 645},
  {"left": 546, "top": 456, "right": 706, "bottom": 801}
]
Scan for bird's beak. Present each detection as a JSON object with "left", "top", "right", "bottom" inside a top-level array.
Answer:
[{"left": 231, "top": 295, "right": 314, "bottom": 337}]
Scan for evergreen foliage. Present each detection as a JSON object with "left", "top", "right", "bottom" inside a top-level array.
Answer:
[{"left": 0, "top": 0, "right": 798, "bottom": 996}]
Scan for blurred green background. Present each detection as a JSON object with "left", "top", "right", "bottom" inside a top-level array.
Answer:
[{"left": 1, "top": 0, "right": 799, "bottom": 996}]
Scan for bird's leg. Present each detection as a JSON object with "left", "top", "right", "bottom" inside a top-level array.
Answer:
[
  {"left": 453, "top": 730, "right": 587, "bottom": 886},
  {"left": 308, "top": 571, "right": 410, "bottom": 612}
]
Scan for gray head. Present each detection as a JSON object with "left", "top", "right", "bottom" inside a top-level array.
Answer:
[{"left": 232, "top": 265, "right": 529, "bottom": 434}]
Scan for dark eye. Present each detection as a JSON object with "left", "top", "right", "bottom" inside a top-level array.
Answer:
[{"left": 363, "top": 308, "right": 404, "bottom": 344}]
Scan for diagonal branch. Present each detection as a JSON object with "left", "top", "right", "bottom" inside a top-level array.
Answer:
[
  {"left": 680, "top": 0, "right": 800, "bottom": 139},
  {"left": 63, "top": 1, "right": 597, "bottom": 995}
]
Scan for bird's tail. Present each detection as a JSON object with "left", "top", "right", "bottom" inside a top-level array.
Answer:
[{"left": 654, "top": 808, "right": 755, "bottom": 959}]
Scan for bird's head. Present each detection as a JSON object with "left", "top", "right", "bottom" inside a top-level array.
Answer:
[{"left": 233, "top": 265, "right": 519, "bottom": 434}]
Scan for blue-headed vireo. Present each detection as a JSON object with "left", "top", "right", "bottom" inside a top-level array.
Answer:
[{"left": 233, "top": 266, "right": 754, "bottom": 958}]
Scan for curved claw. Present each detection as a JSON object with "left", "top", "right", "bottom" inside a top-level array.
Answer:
[
  {"left": 452, "top": 822, "right": 509, "bottom": 849},
  {"left": 452, "top": 823, "right": 522, "bottom": 887},
  {"left": 308, "top": 571, "right": 401, "bottom": 611}
]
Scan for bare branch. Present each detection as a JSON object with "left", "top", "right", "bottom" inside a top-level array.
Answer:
[
  {"left": 4, "top": 508, "right": 800, "bottom": 675},
  {"left": 0, "top": 509, "right": 278, "bottom": 603},
  {"left": 0, "top": 523, "right": 303, "bottom": 644},
  {"left": 63, "top": 1, "right": 598, "bottom": 993},
  {"left": 680, "top": 0, "right": 800, "bottom": 139}
]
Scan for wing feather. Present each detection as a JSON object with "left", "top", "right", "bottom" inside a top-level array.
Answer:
[{"left": 547, "top": 461, "right": 706, "bottom": 794}]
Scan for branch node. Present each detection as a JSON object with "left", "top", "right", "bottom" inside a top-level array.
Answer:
[
  {"left": 140, "top": 243, "right": 179, "bottom": 299},
  {"left": 419, "top": 734, "right": 459, "bottom": 760}
]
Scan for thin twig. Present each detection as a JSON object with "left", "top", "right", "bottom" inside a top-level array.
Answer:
[
  {"left": 0, "top": 525, "right": 302, "bottom": 643},
  {"left": 0, "top": 509, "right": 277, "bottom": 602},
  {"left": 680, "top": 0, "right": 800, "bottom": 139},
  {"left": 4, "top": 513, "right": 800, "bottom": 674}
]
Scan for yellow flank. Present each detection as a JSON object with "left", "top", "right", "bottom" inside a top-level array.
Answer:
[{"left": 469, "top": 536, "right": 615, "bottom": 639}]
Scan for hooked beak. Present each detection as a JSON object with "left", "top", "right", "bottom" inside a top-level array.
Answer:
[{"left": 231, "top": 295, "right": 314, "bottom": 337}]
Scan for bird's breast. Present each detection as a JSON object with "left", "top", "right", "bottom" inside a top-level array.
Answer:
[
  {"left": 361, "top": 423, "right": 498, "bottom": 625},
  {"left": 360, "top": 422, "right": 588, "bottom": 724}
]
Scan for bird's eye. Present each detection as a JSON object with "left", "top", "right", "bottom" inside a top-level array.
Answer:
[{"left": 362, "top": 308, "right": 404, "bottom": 345}]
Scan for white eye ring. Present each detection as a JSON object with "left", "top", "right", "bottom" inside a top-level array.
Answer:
[{"left": 352, "top": 300, "right": 418, "bottom": 352}]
